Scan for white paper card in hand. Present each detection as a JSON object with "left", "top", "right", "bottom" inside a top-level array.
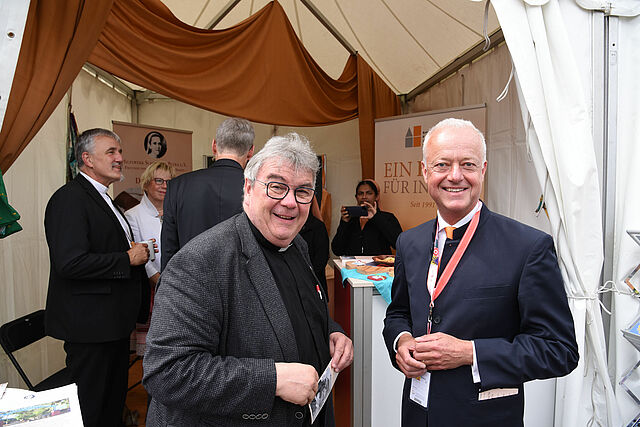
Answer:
[{"left": 309, "top": 363, "right": 339, "bottom": 423}]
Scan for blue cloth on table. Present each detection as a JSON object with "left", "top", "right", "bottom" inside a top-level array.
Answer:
[{"left": 339, "top": 267, "right": 392, "bottom": 304}]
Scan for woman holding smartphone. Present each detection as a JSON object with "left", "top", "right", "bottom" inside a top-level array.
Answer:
[{"left": 331, "top": 179, "right": 402, "bottom": 256}]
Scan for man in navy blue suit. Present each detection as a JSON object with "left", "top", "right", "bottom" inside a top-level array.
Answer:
[{"left": 383, "top": 118, "right": 578, "bottom": 426}]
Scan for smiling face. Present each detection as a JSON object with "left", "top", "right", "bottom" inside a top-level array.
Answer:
[
  {"left": 145, "top": 169, "right": 172, "bottom": 206},
  {"left": 422, "top": 126, "right": 486, "bottom": 224},
  {"left": 243, "top": 158, "right": 313, "bottom": 247},
  {"left": 82, "top": 135, "right": 123, "bottom": 187}
]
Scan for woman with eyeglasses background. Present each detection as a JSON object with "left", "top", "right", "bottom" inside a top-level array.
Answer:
[{"left": 124, "top": 161, "right": 176, "bottom": 356}]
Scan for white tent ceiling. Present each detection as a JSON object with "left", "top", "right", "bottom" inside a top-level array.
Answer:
[{"left": 157, "top": 0, "right": 500, "bottom": 95}]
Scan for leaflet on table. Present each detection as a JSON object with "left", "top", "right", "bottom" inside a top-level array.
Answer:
[
  {"left": 309, "top": 362, "right": 339, "bottom": 423},
  {"left": 0, "top": 384, "right": 83, "bottom": 426}
]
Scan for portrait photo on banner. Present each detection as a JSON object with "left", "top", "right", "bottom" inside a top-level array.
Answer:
[{"left": 112, "top": 122, "right": 192, "bottom": 204}]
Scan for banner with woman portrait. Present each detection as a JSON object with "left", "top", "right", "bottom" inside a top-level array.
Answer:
[{"left": 112, "top": 122, "right": 192, "bottom": 205}]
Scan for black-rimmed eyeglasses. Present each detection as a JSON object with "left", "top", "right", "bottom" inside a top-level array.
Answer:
[
  {"left": 153, "top": 178, "right": 171, "bottom": 185},
  {"left": 254, "top": 180, "right": 315, "bottom": 204}
]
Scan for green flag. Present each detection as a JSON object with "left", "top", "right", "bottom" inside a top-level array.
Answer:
[{"left": 0, "top": 168, "right": 22, "bottom": 238}]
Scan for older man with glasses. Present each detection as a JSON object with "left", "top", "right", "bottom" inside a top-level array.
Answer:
[{"left": 144, "top": 132, "right": 353, "bottom": 427}]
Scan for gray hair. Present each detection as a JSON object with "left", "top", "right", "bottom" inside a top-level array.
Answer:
[
  {"left": 76, "top": 128, "right": 121, "bottom": 168},
  {"left": 216, "top": 118, "right": 255, "bottom": 156},
  {"left": 422, "top": 118, "right": 486, "bottom": 164},
  {"left": 244, "top": 133, "right": 319, "bottom": 187}
]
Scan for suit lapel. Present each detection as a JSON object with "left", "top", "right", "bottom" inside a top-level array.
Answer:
[
  {"left": 236, "top": 214, "right": 298, "bottom": 361},
  {"left": 76, "top": 175, "right": 131, "bottom": 246}
]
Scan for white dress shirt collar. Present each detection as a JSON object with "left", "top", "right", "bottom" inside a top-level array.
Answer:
[
  {"left": 80, "top": 171, "right": 109, "bottom": 195},
  {"left": 436, "top": 200, "right": 483, "bottom": 233}
]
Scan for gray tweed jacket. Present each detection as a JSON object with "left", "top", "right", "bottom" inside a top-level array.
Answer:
[{"left": 144, "top": 212, "right": 342, "bottom": 426}]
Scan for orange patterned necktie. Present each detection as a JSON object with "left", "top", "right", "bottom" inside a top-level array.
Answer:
[{"left": 444, "top": 226, "right": 456, "bottom": 240}]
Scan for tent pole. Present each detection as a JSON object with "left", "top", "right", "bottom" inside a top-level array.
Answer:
[
  {"left": 82, "top": 64, "right": 134, "bottom": 98},
  {"left": 601, "top": 14, "right": 618, "bottom": 352},
  {"left": 206, "top": 0, "right": 241, "bottom": 30},
  {"left": 299, "top": 0, "right": 357, "bottom": 55},
  {"left": 405, "top": 29, "right": 504, "bottom": 101}
]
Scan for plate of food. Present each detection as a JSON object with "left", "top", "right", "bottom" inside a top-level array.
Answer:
[{"left": 372, "top": 255, "right": 395, "bottom": 266}]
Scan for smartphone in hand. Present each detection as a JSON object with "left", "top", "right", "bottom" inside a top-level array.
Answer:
[{"left": 345, "top": 205, "right": 368, "bottom": 217}]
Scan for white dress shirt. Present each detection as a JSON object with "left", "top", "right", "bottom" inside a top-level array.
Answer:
[
  {"left": 80, "top": 171, "right": 132, "bottom": 243},
  {"left": 394, "top": 201, "right": 483, "bottom": 383},
  {"left": 125, "top": 193, "right": 162, "bottom": 278}
]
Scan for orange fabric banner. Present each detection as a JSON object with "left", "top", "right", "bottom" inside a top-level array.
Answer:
[
  {"left": 89, "top": 0, "right": 358, "bottom": 127},
  {"left": 357, "top": 56, "right": 402, "bottom": 178},
  {"left": 0, "top": 0, "right": 114, "bottom": 172},
  {"left": 1, "top": 0, "right": 400, "bottom": 179}
]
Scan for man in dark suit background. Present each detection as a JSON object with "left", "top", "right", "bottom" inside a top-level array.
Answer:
[
  {"left": 44, "top": 128, "right": 151, "bottom": 427},
  {"left": 161, "top": 117, "right": 254, "bottom": 269},
  {"left": 383, "top": 118, "right": 579, "bottom": 426},
  {"left": 144, "top": 133, "right": 353, "bottom": 426}
]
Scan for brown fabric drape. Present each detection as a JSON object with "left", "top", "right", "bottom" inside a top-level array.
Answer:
[
  {"left": 357, "top": 56, "right": 402, "bottom": 178},
  {"left": 89, "top": 0, "right": 358, "bottom": 127},
  {"left": 0, "top": 0, "right": 114, "bottom": 172},
  {"left": 1, "top": 0, "right": 400, "bottom": 178}
]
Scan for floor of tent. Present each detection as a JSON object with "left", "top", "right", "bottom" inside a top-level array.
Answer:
[{"left": 125, "top": 355, "right": 148, "bottom": 426}]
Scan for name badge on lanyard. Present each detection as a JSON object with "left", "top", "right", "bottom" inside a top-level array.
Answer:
[{"left": 412, "top": 209, "right": 481, "bottom": 409}]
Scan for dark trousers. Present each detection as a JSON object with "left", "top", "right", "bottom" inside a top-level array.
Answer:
[{"left": 64, "top": 339, "right": 129, "bottom": 427}]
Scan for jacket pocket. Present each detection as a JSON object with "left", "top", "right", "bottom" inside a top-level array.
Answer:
[{"left": 463, "top": 284, "right": 512, "bottom": 300}]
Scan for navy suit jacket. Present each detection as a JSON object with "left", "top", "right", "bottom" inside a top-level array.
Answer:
[
  {"left": 161, "top": 158, "right": 245, "bottom": 270},
  {"left": 383, "top": 204, "right": 578, "bottom": 426},
  {"left": 44, "top": 174, "right": 147, "bottom": 343}
]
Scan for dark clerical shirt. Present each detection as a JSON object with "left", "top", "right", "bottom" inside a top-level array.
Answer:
[{"left": 249, "top": 222, "right": 330, "bottom": 426}]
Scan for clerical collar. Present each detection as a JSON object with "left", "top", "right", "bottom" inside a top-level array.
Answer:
[
  {"left": 248, "top": 220, "right": 292, "bottom": 252},
  {"left": 80, "top": 171, "right": 108, "bottom": 195}
]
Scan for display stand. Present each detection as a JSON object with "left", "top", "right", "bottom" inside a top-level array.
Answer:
[
  {"left": 332, "top": 259, "right": 404, "bottom": 427},
  {"left": 621, "top": 313, "right": 640, "bottom": 427}
]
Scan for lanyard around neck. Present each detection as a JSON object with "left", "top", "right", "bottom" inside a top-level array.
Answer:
[{"left": 427, "top": 208, "right": 481, "bottom": 333}]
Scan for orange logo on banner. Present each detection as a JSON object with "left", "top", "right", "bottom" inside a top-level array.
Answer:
[
  {"left": 404, "top": 125, "right": 424, "bottom": 148},
  {"left": 413, "top": 125, "right": 422, "bottom": 147}
]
